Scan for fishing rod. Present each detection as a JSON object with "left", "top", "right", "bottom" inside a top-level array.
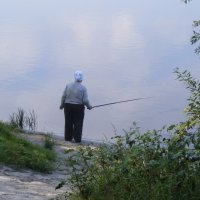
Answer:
[{"left": 92, "top": 97, "right": 152, "bottom": 108}]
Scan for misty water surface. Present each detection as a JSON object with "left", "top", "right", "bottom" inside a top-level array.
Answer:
[{"left": 0, "top": 0, "right": 199, "bottom": 141}]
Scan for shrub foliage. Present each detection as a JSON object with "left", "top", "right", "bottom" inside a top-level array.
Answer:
[{"left": 60, "top": 69, "right": 200, "bottom": 200}]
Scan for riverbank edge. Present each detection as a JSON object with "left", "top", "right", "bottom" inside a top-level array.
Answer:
[{"left": 0, "top": 130, "right": 101, "bottom": 200}]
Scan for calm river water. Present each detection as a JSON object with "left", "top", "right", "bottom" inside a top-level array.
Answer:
[{"left": 0, "top": 0, "right": 199, "bottom": 141}]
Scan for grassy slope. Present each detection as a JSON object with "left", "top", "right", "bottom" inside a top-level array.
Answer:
[{"left": 0, "top": 121, "right": 56, "bottom": 173}]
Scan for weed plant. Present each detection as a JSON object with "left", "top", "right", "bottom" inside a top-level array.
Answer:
[
  {"left": 10, "top": 108, "right": 26, "bottom": 129},
  {"left": 57, "top": 69, "right": 200, "bottom": 200},
  {"left": 26, "top": 109, "right": 37, "bottom": 131},
  {"left": 43, "top": 133, "right": 55, "bottom": 150},
  {"left": 10, "top": 108, "right": 37, "bottom": 131},
  {"left": 0, "top": 121, "right": 56, "bottom": 173}
]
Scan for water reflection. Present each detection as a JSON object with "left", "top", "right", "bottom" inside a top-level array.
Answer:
[{"left": 0, "top": 0, "right": 199, "bottom": 141}]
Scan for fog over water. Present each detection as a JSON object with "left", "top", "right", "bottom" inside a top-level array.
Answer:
[{"left": 0, "top": 0, "right": 199, "bottom": 141}]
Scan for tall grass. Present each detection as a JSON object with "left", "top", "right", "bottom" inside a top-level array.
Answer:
[
  {"left": 0, "top": 121, "right": 56, "bottom": 173},
  {"left": 10, "top": 108, "right": 26, "bottom": 129},
  {"left": 26, "top": 109, "right": 37, "bottom": 131},
  {"left": 10, "top": 108, "right": 37, "bottom": 131}
]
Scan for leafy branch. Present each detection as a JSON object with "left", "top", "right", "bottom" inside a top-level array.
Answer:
[{"left": 181, "top": 0, "right": 200, "bottom": 54}]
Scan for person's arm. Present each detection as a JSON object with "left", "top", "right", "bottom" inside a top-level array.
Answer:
[
  {"left": 82, "top": 88, "right": 92, "bottom": 110},
  {"left": 60, "top": 85, "right": 67, "bottom": 109}
]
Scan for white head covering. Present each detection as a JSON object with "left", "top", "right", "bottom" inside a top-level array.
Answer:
[{"left": 74, "top": 70, "right": 83, "bottom": 82}]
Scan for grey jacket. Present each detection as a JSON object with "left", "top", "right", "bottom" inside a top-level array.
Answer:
[{"left": 60, "top": 81, "right": 92, "bottom": 109}]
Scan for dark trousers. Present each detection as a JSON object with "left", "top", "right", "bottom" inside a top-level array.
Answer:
[{"left": 64, "top": 103, "right": 85, "bottom": 142}]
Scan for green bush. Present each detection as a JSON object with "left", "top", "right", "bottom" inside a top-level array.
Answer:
[
  {"left": 65, "top": 128, "right": 200, "bottom": 200},
  {"left": 0, "top": 121, "right": 56, "bottom": 173},
  {"left": 59, "top": 69, "right": 200, "bottom": 200}
]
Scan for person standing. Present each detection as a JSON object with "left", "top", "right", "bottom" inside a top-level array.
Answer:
[{"left": 60, "top": 71, "right": 92, "bottom": 143}]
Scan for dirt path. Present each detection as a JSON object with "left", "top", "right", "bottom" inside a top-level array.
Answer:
[{"left": 0, "top": 133, "right": 86, "bottom": 200}]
